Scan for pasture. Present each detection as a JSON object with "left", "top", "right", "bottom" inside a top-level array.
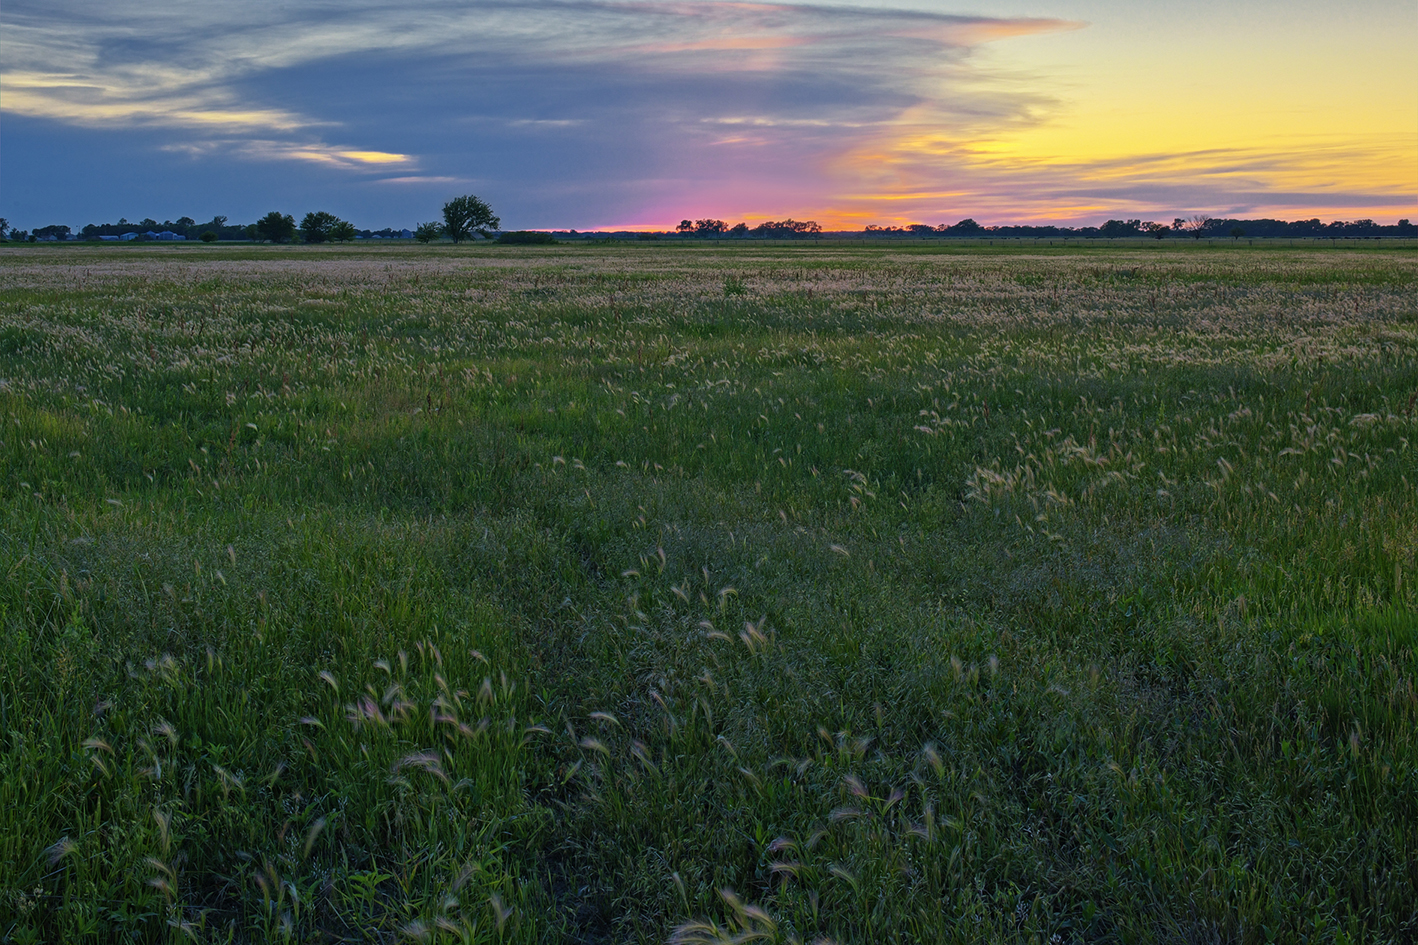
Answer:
[{"left": 1, "top": 241, "right": 1415, "bottom": 943}]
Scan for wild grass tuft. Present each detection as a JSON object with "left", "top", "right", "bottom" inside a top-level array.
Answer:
[{"left": 1, "top": 241, "right": 1415, "bottom": 942}]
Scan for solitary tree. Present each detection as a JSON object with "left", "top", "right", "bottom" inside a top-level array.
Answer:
[
  {"left": 442, "top": 195, "right": 499, "bottom": 243},
  {"left": 1185, "top": 215, "right": 1213, "bottom": 240},
  {"left": 414, "top": 222, "right": 444, "bottom": 244},
  {"left": 255, "top": 211, "right": 296, "bottom": 243},
  {"left": 1230, "top": 226, "right": 1245, "bottom": 240},
  {"left": 300, "top": 211, "right": 343, "bottom": 243}
]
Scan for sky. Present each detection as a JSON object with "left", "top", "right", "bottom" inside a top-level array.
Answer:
[{"left": 2, "top": 0, "right": 1415, "bottom": 231}]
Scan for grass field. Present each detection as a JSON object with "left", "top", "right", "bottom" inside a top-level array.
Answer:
[{"left": 2, "top": 242, "right": 1415, "bottom": 943}]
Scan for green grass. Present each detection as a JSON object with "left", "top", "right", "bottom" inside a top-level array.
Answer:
[{"left": 1, "top": 241, "right": 1415, "bottom": 943}]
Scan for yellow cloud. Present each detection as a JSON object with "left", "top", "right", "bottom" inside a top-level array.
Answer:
[{"left": 333, "top": 151, "right": 409, "bottom": 165}]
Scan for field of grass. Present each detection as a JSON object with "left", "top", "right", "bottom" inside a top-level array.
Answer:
[{"left": 1, "top": 241, "right": 1415, "bottom": 943}]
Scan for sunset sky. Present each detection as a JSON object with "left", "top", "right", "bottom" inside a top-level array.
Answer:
[{"left": 3, "top": 0, "right": 1414, "bottom": 231}]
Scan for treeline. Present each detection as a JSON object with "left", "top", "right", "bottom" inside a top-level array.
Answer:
[
  {"left": 5, "top": 208, "right": 1414, "bottom": 244},
  {"left": 855, "top": 216, "right": 1418, "bottom": 239},
  {"left": 656, "top": 215, "right": 1416, "bottom": 240},
  {"left": 676, "top": 219, "right": 823, "bottom": 238},
  {"left": 0, "top": 214, "right": 414, "bottom": 243},
  {"left": 1, "top": 197, "right": 504, "bottom": 245}
]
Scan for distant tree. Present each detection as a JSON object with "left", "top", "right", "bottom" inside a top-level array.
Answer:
[
  {"left": 677, "top": 220, "right": 695, "bottom": 234},
  {"left": 330, "top": 220, "right": 357, "bottom": 242},
  {"left": 244, "top": 224, "right": 259, "bottom": 241},
  {"left": 751, "top": 220, "right": 821, "bottom": 239},
  {"left": 212, "top": 215, "right": 228, "bottom": 228},
  {"left": 200, "top": 231, "right": 218, "bottom": 242},
  {"left": 300, "top": 211, "right": 353, "bottom": 244},
  {"left": 442, "top": 194, "right": 499, "bottom": 243},
  {"left": 176, "top": 216, "right": 196, "bottom": 228},
  {"left": 0, "top": 218, "right": 8, "bottom": 240},
  {"left": 1185, "top": 215, "right": 1213, "bottom": 239},
  {"left": 949, "top": 218, "right": 983, "bottom": 234},
  {"left": 1230, "top": 226, "right": 1245, "bottom": 240},
  {"left": 255, "top": 211, "right": 296, "bottom": 243},
  {"left": 139, "top": 218, "right": 158, "bottom": 229},
  {"left": 300, "top": 211, "right": 337, "bottom": 243},
  {"left": 1144, "top": 222, "right": 1170, "bottom": 239},
  {"left": 1099, "top": 219, "right": 1142, "bottom": 238},
  {"left": 694, "top": 219, "right": 727, "bottom": 236},
  {"left": 729, "top": 222, "right": 749, "bottom": 237},
  {"left": 907, "top": 224, "right": 935, "bottom": 235},
  {"left": 34, "top": 224, "right": 72, "bottom": 240},
  {"left": 414, "top": 222, "right": 443, "bottom": 244}
]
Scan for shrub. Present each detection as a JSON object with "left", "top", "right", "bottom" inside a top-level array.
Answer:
[{"left": 496, "top": 231, "right": 557, "bottom": 245}]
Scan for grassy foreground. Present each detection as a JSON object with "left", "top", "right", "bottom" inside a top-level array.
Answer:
[{"left": 1, "top": 242, "right": 1415, "bottom": 943}]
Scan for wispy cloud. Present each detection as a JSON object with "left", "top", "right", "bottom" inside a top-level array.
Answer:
[
  {"left": 2, "top": 0, "right": 1078, "bottom": 222},
  {"left": 2, "top": 0, "right": 1409, "bottom": 227},
  {"left": 822, "top": 130, "right": 1418, "bottom": 225}
]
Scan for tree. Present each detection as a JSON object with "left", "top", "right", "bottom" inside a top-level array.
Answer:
[
  {"left": 1185, "top": 215, "right": 1213, "bottom": 240},
  {"left": 300, "top": 211, "right": 345, "bottom": 243},
  {"left": 255, "top": 211, "right": 296, "bottom": 243},
  {"left": 1099, "top": 219, "right": 1142, "bottom": 238},
  {"left": 442, "top": 194, "right": 499, "bottom": 243},
  {"left": 729, "top": 223, "right": 749, "bottom": 237},
  {"left": 1144, "top": 222, "right": 1170, "bottom": 239},
  {"left": 330, "top": 220, "right": 357, "bottom": 242},
  {"left": 200, "top": 231, "right": 218, "bottom": 242},
  {"left": 694, "top": 219, "right": 727, "bottom": 236},
  {"left": 414, "top": 222, "right": 444, "bottom": 244},
  {"left": 677, "top": 220, "right": 695, "bottom": 234},
  {"left": 0, "top": 218, "right": 8, "bottom": 240},
  {"left": 1230, "top": 226, "right": 1245, "bottom": 240},
  {"left": 176, "top": 216, "right": 195, "bottom": 228},
  {"left": 751, "top": 220, "right": 821, "bottom": 239}
]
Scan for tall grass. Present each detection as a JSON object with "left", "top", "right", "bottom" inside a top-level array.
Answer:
[{"left": 2, "top": 242, "right": 1415, "bottom": 942}]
